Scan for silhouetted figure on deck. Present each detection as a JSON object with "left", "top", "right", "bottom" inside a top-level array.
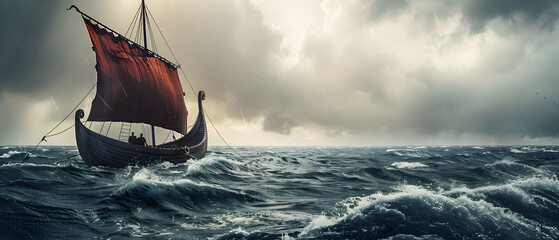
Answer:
[
  {"left": 136, "top": 133, "right": 147, "bottom": 146},
  {"left": 128, "top": 132, "right": 137, "bottom": 144}
]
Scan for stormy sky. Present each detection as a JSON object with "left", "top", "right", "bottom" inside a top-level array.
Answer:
[{"left": 1, "top": 0, "right": 559, "bottom": 146}]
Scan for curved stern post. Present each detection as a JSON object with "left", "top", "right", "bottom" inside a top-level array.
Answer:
[{"left": 185, "top": 90, "right": 208, "bottom": 159}]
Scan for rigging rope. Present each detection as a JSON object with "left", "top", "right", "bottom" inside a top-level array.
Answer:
[
  {"left": 144, "top": 6, "right": 247, "bottom": 159},
  {"left": 145, "top": 7, "right": 179, "bottom": 64},
  {"left": 145, "top": 8, "right": 158, "bottom": 53},
  {"left": 22, "top": 83, "right": 97, "bottom": 163},
  {"left": 105, "top": 122, "right": 112, "bottom": 136},
  {"left": 45, "top": 124, "right": 76, "bottom": 138},
  {"left": 163, "top": 129, "right": 172, "bottom": 143},
  {"left": 125, "top": 4, "right": 142, "bottom": 38},
  {"left": 134, "top": 13, "right": 142, "bottom": 44},
  {"left": 100, "top": 122, "right": 105, "bottom": 134}
]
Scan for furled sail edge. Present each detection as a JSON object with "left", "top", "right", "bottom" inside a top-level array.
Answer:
[{"left": 68, "top": 5, "right": 179, "bottom": 70}]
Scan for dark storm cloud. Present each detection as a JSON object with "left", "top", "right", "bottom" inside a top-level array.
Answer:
[
  {"left": 358, "top": 0, "right": 559, "bottom": 33},
  {"left": 0, "top": 0, "right": 63, "bottom": 96},
  {"left": 401, "top": 61, "right": 559, "bottom": 139},
  {"left": 461, "top": 0, "right": 559, "bottom": 33}
]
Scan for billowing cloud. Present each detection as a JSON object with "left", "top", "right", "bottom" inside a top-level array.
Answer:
[
  {"left": 1, "top": 0, "right": 559, "bottom": 145},
  {"left": 247, "top": 0, "right": 559, "bottom": 142}
]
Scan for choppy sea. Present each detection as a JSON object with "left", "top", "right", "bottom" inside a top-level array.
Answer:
[{"left": 0, "top": 146, "right": 558, "bottom": 239}]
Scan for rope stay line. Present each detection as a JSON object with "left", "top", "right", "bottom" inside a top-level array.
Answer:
[
  {"left": 145, "top": 7, "right": 158, "bottom": 53},
  {"left": 125, "top": 4, "right": 142, "bottom": 38},
  {"left": 143, "top": 5, "right": 247, "bottom": 159},
  {"left": 145, "top": 6, "right": 179, "bottom": 65},
  {"left": 46, "top": 124, "right": 76, "bottom": 138},
  {"left": 105, "top": 122, "right": 112, "bottom": 136},
  {"left": 22, "top": 83, "right": 97, "bottom": 163},
  {"left": 163, "top": 129, "right": 172, "bottom": 143},
  {"left": 100, "top": 122, "right": 106, "bottom": 135}
]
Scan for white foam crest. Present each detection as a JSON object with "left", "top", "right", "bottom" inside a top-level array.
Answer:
[
  {"left": 186, "top": 155, "right": 243, "bottom": 175},
  {"left": 511, "top": 148, "right": 527, "bottom": 154},
  {"left": 511, "top": 146, "right": 558, "bottom": 153},
  {"left": 228, "top": 216, "right": 257, "bottom": 225},
  {"left": 300, "top": 178, "right": 557, "bottom": 238},
  {"left": 227, "top": 227, "right": 251, "bottom": 236},
  {"left": 299, "top": 215, "right": 338, "bottom": 237},
  {"left": 268, "top": 211, "right": 313, "bottom": 222},
  {"left": 132, "top": 168, "right": 166, "bottom": 182},
  {"left": 448, "top": 183, "right": 535, "bottom": 206},
  {"left": 390, "top": 162, "right": 427, "bottom": 169},
  {"left": 213, "top": 212, "right": 260, "bottom": 227},
  {"left": 485, "top": 158, "right": 546, "bottom": 174},
  {"left": 386, "top": 149, "right": 405, "bottom": 156},
  {"left": 0, "top": 150, "right": 23, "bottom": 158},
  {"left": 179, "top": 222, "right": 226, "bottom": 230},
  {"left": 488, "top": 158, "right": 516, "bottom": 166},
  {"left": 114, "top": 168, "right": 226, "bottom": 194},
  {"left": 386, "top": 149, "right": 438, "bottom": 158},
  {"left": 0, "top": 162, "right": 53, "bottom": 168},
  {"left": 127, "top": 223, "right": 149, "bottom": 237},
  {"left": 155, "top": 161, "right": 178, "bottom": 169},
  {"left": 218, "top": 227, "right": 270, "bottom": 239},
  {"left": 467, "top": 176, "right": 559, "bottom": 208},
  {"left": 299, "top": 187, "right": 424, "bottom": 237},
  {"left": 117, "top": 220, "right": 173, "bottom": 238},
  {"left": 282, "top": 233, "right": 297, "bottom": 240}
]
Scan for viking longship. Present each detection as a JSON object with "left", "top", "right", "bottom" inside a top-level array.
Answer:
[{"left": 69, "top": 1, "right": 207, "bottom": 168}]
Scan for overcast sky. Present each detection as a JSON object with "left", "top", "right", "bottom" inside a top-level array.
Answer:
[{"left": 1, "top": 0, "right": 559, "bottom": 146}]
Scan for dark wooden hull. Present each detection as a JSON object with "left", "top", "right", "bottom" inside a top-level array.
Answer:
[{"left": 75, "top": 91, "right": 207, "bottom": 168}]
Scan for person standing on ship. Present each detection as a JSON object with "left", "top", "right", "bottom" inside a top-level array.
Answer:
[
  {"left": 128, "top": 132, "right": 137, "bottom": 144},
  {"left": 136, "top": 133, "right": 147, "bottom": 146}
]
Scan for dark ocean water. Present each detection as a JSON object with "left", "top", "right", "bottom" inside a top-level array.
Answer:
[{"left": 0, "top": 146, "right": 558, "bottom": 240}]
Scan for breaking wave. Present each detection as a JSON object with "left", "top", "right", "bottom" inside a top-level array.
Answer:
[
  {"left": 300, "top": 176, "right": 559, "bottom": 239},
  {"left": 109, "top": 168, "right": 260, "bottom": 213}
]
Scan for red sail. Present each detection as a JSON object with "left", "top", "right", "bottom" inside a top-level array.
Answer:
[{"left": 83, "top": 18, "right": 187, "bottom": 134}]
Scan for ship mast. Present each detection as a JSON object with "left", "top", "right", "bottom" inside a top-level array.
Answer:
[{"left": 141, "top": 0, "right": 156, "bottom": 147}]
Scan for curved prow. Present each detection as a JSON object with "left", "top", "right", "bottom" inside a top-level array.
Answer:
[
  {"left": 184, "top": 91, "right": 206, "bottom": 144},
  {"left": 158, "top": 90, "right": 207, "bottom": 159}
]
